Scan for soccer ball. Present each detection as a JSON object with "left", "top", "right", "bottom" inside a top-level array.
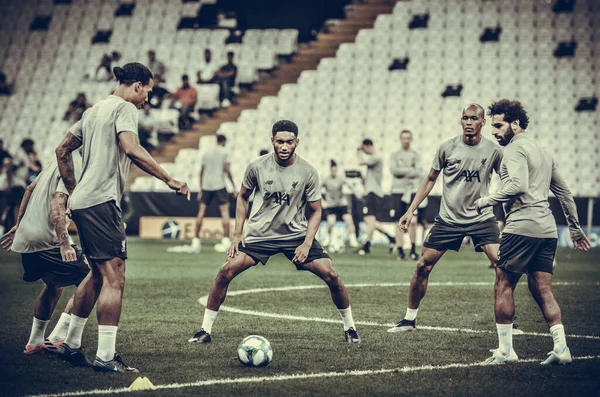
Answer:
[
  {"left": 329, "top": 237, "right": 346, "bottom": 254},
  {"left": 237, "top": 335, "right": 273, "bottom": 367}
]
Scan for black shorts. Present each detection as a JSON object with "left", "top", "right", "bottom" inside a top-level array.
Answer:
[
  {"left": 362, "top": 193, "right": 381, "bottom": 217},
  {"left": 390, "top": 193, "right": 421, "bottom": 222},
  {"left": 71, "top": 201, "right": 127, "bottom": 261},
  {"left": 238, "top": 238, "right": 331, "bottom": 269},
  {"left": 326, "top": 206, "right": 349, "bottom": 220},
  {"left": 423, "top": 217, "right": 501, "bottom": 252},
  {"left": 21, "top": 247, "right": 89, "bottom": 287},
  {"left": 497, "top": 233, "right": 557, "bottom": 274},
  {"left": 493, "top": 204, "right": 506, "bottom": 222},
  {"left": 200, "top": 188, "right": 229, "bottom": 206}
]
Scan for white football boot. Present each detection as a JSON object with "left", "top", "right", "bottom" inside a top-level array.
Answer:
[
  {"left": 541, "top": 347, "right": 572, "bottom": 365},
  {"left": 484, "top": 348, "right": 519, "bottom": 364}
]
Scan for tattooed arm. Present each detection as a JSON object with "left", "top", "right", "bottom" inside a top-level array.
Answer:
[
  {"left": 50, "top": 192, "right": 77, "bottom": 263},
  {"left": 55, "top": 132, "right": 82, "bottom": 195}
]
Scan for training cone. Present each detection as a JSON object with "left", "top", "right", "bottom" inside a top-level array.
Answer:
[{"left": 129, "top": 376, "right": 156, "bottom": 391}]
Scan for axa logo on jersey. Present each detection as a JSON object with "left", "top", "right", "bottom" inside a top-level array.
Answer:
[
  {"left": 264, "top": 191, "right": 291, "bottom": 206},
  {"left": 458, "top": 170, "right": 481, "bottom": 182}
]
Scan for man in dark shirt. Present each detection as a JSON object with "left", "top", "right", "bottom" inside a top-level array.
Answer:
[{"left": 215, "top": 51, "right": 238, "bottom": 107}]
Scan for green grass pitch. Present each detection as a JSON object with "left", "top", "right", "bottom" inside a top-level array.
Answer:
[{"left": 1, "top": 239, "right": 599, "bottom": 396}]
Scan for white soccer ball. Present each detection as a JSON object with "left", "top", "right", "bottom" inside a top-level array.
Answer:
[
  {"left": 237, "top": 335, "right": 273, "bottom": 367},
  {"left": 329, "top": 238, "right": 346, "bottom": 254}
]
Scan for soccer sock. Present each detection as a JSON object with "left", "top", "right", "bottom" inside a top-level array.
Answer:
[
  {"left": 27, "top": 317, "right": 50, "bottom": 347},
  {"left": 385, "top": 232, "right": 395, "bottom": 243},
  {"left": 64, "top": 315, "right": 88, "bottom": 349},
  {"left": 496, "top": 323, "right": 513, "bottom": 356},
  {"left": 405, "top": 307, "right": 418, "bottom": 321},
  {"left": 398, "top": 247, "right": 405, "bottom": 256},
  {"left": 201, "top": 309, "right": 219, "bottom": 334},
  {"left": 96, "top": 325, "right": 118, "bottom": 362},
  {"left": 549, "top": 324, "right": 567, "bottom": 353},
  {"left": 410, "top": 243, "right": 416, "bottom": 254},
  {"left": 338, "top": 306, "right": 356, "bottom": 331},
  {"left": 364, "top": 241, "right": 371, "bottom": 249},
  {"left": 48, "top": 313, "right": 71, "bottom": 342}
]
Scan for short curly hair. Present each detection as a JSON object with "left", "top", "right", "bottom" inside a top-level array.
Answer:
[
  {"left": 272, "top": 120, "right": 298, "bottom": 137},
  {"left": 488, "top": 99, "right": 529, "bottom": 130}
]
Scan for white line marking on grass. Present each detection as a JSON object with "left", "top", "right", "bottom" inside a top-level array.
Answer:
[
  {"left": 26, "top": 355, "right": 600, "bottom": 397},
  {"left": 197, "top": 282, "right": 600, "bottom": 340}
]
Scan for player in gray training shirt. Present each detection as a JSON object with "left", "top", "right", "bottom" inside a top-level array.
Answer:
[
  {"left": 388, "top": 104, "right": 505, "bottom": 333},
  {"left": 476, "top": 100, "right": 590, "bottom": 365},
  {"left": 389, "top": 129, "right": 423, "bottom": 260},
  {"left": 1, "top": 154, "right": 88, "bottom": 355},
  {"left": 189, "top": 120, "right": 361, "bottom": 345},
  {"left": 356, "top": 139, "right": 396, "bottom": 255},
  {"left": 321, "top": 160, "right": 359, "bottom": 248},
  {"left": 191, "top": 134, "right": 235, "bottom": 253},
  {"left": 55, "top": 62, "right": 190, "bottom": 372}
]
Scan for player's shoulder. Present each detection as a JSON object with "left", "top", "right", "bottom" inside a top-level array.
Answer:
[
  {"left": 296, "top": 155, "right": 318, "bottom": 174},
  {"left": 480, "top": 136, "right": 503, "bottom": 152},
  {"left": 439, "top": 135, "right": 461, "bottom": 150},
  {"left": 246, "top": 152, "right": 272, "bottom": 170}
]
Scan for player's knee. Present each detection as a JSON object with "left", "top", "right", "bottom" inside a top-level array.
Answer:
[
  {"left": 416, "top": 257, "right": 434, "bottom": 278},
  {"left": 216, "top": 264, "right": 236, "bottom": 284},
  {"left": 323, "top": 268, "right": 341, "bottom": 287}
]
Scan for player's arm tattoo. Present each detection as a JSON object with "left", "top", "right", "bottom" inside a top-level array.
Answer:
[
  {"left": 15, "top": 180, "right": 37, "bottom": 226},
  {"left": 50, "top": 192, "right": 70, "bottom": 248},
  {"left": 55, "top": 132, "right": 82, "bottom": 195}
]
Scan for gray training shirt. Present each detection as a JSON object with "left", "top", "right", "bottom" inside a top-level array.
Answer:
[
  {"left": 12, "top": 154, "right": 82, "bottom": 254},
  {"left": 390, "top": 148, "right": 421, "bottom": 195},
  {"left": 242, "top": 153, "right": 321, "bottom": 243},
  {"left": 69, "top": 95, "right": 139, "bottom": 211},
  {"left": 322, "top": 175, "right": 348, "bottom": 208},
  {"left": 201, "top": 146, "right": 231, "bottom": 191},
  {"left": 478, "top": 134, "right": 584, "bottom": 239},
  {"left": 432, "top": 135, "right": 503, "bottom": 225},
  {"left": 363, "top": 154, "right": 383, "bottom": 197}
]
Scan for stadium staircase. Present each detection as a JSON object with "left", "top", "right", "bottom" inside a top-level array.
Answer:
[{"left": 128, "top": 0, "right": 398, "bottom": 185}]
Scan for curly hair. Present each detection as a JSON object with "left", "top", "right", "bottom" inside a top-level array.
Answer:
[
  {"left": 113, "top": 63, "right": 153, "bottom": 86},
  {"left": 488, "top": 99, "right": 529, "bottom": 129},
  {"left": 272, "top": 120, "right": 298, "bottom": 136}
]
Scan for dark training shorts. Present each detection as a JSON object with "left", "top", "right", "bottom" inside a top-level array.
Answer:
[
  {"left": 362, "top": 193, "right": 381, "bottom": 217},
  {"left": 326, "top": 206, "right": 350, "bottom": 221},
  {"left": 423, "top": 217, "right": 501, "bottom": 252},
  {"left": 71, "top": 201, "right": 127, "bottom": 262},
  {"left": 21, "top": 247, "right": 89, "bottom": 287},
  {"left": 497, "top": 233, "right": 557, "bottom": 274},
  {"left": 238, "top": 238, "right": 331, "bottom": 269},
  {"left": 200, "top": 188, "right": 230, "bottom": 206}
]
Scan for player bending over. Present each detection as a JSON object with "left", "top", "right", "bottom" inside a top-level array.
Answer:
[
  {"left": 389, "top": 104, "right": 504, "bottom": 332},
  {"left": 476, "top": 99, "right": 590, "bottom": 364},
  {"left": 0, "top": 153, "right": 88, "bottom": 355},
  {"left": 189, "top": 120, "right": 360, "bottom": 344}
]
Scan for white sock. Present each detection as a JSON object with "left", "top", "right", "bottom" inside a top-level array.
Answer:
[
  {"left": 192, "top": 238, "right": 201, "bottom": 249},
  {"left": 27, "top": 317, "right": 50, "bottom": 346},
  {"left": 48, "top": 313, "right": 71, "bottom": 342},
  {"left": 496, "top": 323, "right": 513, "bottom": 356},
  {"left": 64, "top": 314, "right": 88, "bottom": 349},
  {"left": 201, "top": 309, "right": 219, "bottom": 334},
  {"left": 96, "top": 325, "right": 118, "bottom": 362},
  {"left": 338, "top": 306, "right": 356, "bottom": 331},
  {"left": 405, "top": 307, "right": 419, "bottom": 321},
  {"left": 549, "top": 324, "right": 567, "bottom": 353}
]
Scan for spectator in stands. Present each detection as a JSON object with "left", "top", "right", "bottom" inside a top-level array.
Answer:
[
  {"left": 63, "top": 92, "right": 91, "bottom": 123},
  {"left": 259, "top": 149, "right": 269, "bottom": 156},
  {"left": 148, "top": 50, "right": 167, "bottom": 83},
  {"left": 196, "top": 49, "right": 220, "bottom": 84},
  {"left": 138, "top": 103, "right": 158, "bottom": 151},
  {"left": 13, "top": 139, "right": 37, "bottom": 184},
  {"left": 388, "top": 58, "right": 408, "bottom": 71},
  {"left": 0, "top": 139, "right": 11, "bottom": 167},
  {"left": 148, "top": 79, "right": 170, "bottom": 109},
  {"left": 0, "top": 71, "right": 13, "bottom": 95},
  {"left": 92, "top": 51, "right": 121, "bottom": 81},
  {"left": 215, "top": 51, "right": 237, "bottom": 107},
  {"left": 0, "top": 156, "right": 26, "bottom": 232},
  {"left": 170, "top": 74, "right": 198, "bottom": 130}
]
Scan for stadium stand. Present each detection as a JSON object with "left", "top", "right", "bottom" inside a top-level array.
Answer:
[{"left": 133, "top": 0, "right": 599, "bottom": 198}]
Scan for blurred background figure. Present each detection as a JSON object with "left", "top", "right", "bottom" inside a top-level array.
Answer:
[
  {"left": 63, "top": 93, "right": 91, "bottom": 123},
  {"left": 147, "top": 50, "right": 167, "bottom": 83},
  {"left": 138, "top": 103, "right": 158, "bottom": 151},
  {"left": 170, "top": 74, "right": 197, "bottom": 130}
]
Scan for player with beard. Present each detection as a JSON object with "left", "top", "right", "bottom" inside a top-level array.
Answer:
[
  {"left": 189, "top": 120, "right": 360, "bottom": 344},
  {"left": 388, "top": 104, "right": 505, "bottom": 333},
  {"left": 476, "top": 99, "right": 590, "bottom": 364}
]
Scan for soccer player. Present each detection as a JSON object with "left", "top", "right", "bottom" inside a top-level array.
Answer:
[
  {"left": 0, "top": 154, "right": 87, "bottom": 355},
  {"left": 388, "top": 104, "right": 503, "bottom": 332},
  {"left": 193, "top": 134, "right": 235, "bottom": 253},
  {"left": 55, "top": 62, "right": 190, "bottom": 372},
  {"left": 476, "top": 100, "right": 590, "bottom": 364},
  {"left": 189, "top": 120, "right": 360, "bottom": 344},
  {"left": 389, "top": 130, "right": 422, "bottom": 260},
  {"left": 321, "top": 160, "right": 359, "bottom": 248},
  {"left": 356, "top": 139, "right": 396, "bottom": 255}
]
